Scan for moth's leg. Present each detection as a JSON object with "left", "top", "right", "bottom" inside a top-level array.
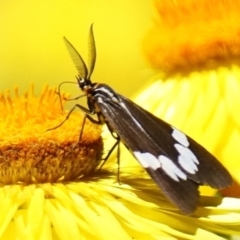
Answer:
[
  {"left": 99, "top": 136, "right": 120, "bottom": 169},
  {"left": 99, "top": 123, "right": 122, "bottom": 183},
  {"left": 47, "top": 103, "right": 101, "bottom": 156},
  {"left": 78, "top": 113, "right": 102, "bottom": 143},
  {"left": 47, "top": 103, "right": 96, "bottom": 131}
]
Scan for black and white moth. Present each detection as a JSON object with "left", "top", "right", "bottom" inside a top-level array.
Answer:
[{"left": 60, "top": 25, "right": 232, "bottom": 214}]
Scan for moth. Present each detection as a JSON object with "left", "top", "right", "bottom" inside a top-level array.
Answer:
[{"left": 57, "top": 25, "right": 232, "bottom": 214}]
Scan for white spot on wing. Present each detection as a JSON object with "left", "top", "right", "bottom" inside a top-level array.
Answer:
[
  {"left": 133, "top": 152, "right": 161, "bottom": 170},
  {"left": 174, "top": 143, "right": 199, "bottom": 174},
  {"left": 159, "top": 155, "right": 187, "bottom": 181},
  {"left": 171, "top": 127, "right": 189, "bottom": 147}
]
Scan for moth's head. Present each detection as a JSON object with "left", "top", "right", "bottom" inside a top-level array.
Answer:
[{"left": 77, "top": 77, "right": 92, "bottom": 93}]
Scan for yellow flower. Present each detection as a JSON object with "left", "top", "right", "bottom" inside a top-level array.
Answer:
[
  {"left": 143, "top": 0, "right": 240, "bottom": 196},
  {"left": 0, "top": 84, "right": 103, "bottom": 184},
  {"left": 0, "top": 83, "right": 239, "bottom": 239}
]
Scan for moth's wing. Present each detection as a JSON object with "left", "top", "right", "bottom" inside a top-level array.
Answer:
[
  {"left": 97, "top": 97, "right": 201, "bottom": 214},
  {"left": 120, "top": 95, "right": 232, "bottom": 189}
]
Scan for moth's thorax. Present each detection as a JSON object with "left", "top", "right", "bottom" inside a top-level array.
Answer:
[{"left": 88, "top": 83, "right": 121, "bottom": 124}]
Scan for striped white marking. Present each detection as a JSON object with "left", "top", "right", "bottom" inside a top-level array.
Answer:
[
  {"left": 97, "top": 97, "right": 103, "bottom": 102},
  {"left": 174, "top": 143, "right": 199, "bottom": 174},
  {"left": 159, "top": 155, "right": 187, "bottom": 181},
  {"left": 97, "top": 87, "right": 114, "bottom": 97},
  {"left": 133, "top": 151, "right": 187, "bottom": 182},
  {"left": 171, "top": 127, "right": 189, "bottom": 147}
]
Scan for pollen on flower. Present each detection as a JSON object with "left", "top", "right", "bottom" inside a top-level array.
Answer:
[{"left": 0, "top": 83, "right": 103, "bottom": 184}]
